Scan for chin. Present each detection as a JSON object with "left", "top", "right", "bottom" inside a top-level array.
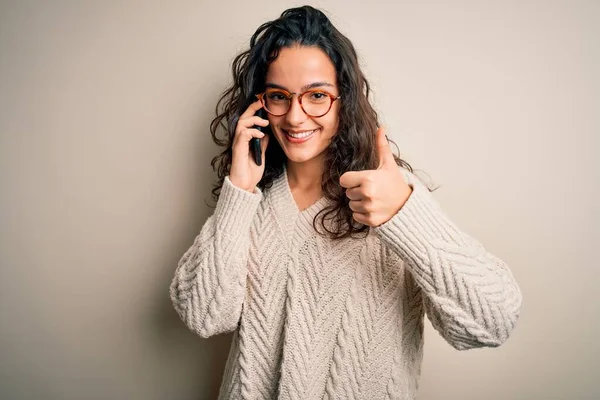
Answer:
[
  {"left": 283, "top": 148, "right": 327, "bottom": 164},
  {"left": 286, "top": 154, "right": 314, "bottom": 163},
  {"left": 275, "top": 131, "right": 332, "bottom": 162}
]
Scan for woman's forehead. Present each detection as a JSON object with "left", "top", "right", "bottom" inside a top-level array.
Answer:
[{"left": 266, "top": 46, "right": 337, "bottom": 89}]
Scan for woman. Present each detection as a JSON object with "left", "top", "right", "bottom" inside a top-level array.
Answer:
[{"left": 170, "top": 6, "right": 522, "bottom": 400}]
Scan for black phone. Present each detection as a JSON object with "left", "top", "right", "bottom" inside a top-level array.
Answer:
[{"left": 250, "top": 108, "right": 267, "bottom": 166}]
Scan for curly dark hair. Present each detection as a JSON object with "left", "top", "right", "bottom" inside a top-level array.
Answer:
[{"left": 209, "top": 5, "right": 429, "bottom": 240}]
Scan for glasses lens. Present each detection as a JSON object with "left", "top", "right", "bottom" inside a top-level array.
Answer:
[
  {"left": 301, "top": 91, "right": 332, "bottom": 117},
  {"left": 264, "top": 90, "right": 290, "bottom": 116}
]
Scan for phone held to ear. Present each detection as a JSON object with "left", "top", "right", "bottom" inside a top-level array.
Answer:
[{"left": 250, "top": 108, "right": 267, "bottom": 166}]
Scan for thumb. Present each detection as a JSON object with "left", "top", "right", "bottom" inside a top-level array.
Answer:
[{"left": 376, "top": 127, "right": 395, "bottom": 169}]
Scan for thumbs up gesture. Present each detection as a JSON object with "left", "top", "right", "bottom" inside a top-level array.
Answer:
[{"left": 339, "top": 127, "right": 413, "bottom": 227}]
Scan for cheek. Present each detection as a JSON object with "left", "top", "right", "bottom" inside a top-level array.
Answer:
[
  {"left": 268, "top": 115, "right": 283, "bottom": 132},
  {"left": 323, "top": 112, "right": 340, "bottom": 136}
]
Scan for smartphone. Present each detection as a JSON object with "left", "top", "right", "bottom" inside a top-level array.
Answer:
[{"left": 250, "top": 108, "right": 267, "bottom": 166}]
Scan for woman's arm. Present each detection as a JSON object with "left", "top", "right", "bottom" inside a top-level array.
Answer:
[
  {"left": 170, "top": 176, "right": 262, "bottom": 338},
  {"left": 373, "top": 169, "right": 523, "bottom": 350}
]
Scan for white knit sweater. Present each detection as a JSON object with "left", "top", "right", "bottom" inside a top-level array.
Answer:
[{"left": 170, "top": 165, "right": 522, "bottom": 400}]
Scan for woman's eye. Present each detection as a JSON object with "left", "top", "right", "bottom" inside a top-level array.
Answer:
[
  {"left": 309, "top": 92, "right": 326, "bottom": 100},
  {"left": 268, "top": 92, "right": 288, "bottom": 101}
]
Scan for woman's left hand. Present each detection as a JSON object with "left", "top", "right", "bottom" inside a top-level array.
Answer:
[{"left": 339, "top": 127, "right": 413, "bottom": 227}]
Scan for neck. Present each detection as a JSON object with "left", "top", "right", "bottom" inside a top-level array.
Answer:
[{"left": 285, "top": 156, "right": 324, "bottom": 193}]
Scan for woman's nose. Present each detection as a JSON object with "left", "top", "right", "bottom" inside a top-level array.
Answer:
[{"left": 285, "top": 96, "right": 308, "bottom": 126}]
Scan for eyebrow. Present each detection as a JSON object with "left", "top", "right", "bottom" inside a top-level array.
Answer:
[{"left": 265, "top": 81, "right": 334, "bottom": 91}]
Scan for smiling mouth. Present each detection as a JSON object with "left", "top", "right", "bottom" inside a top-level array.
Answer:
[{"left": 283, "top": 129, "right": 319, "bottom": 139}]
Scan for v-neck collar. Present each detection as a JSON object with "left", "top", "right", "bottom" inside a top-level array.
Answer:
[
  {"left": 267, "top": 164, "right": 332, "bottom": 247},
  {"left": 282, "top": 164, "right": 330, "bottom": 214}
]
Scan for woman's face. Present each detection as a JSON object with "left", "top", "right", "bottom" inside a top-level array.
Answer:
[{"left": 265, "top": 45, "right": 340, "bottom": 165}]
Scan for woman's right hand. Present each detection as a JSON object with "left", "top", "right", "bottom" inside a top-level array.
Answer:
[{"left": 229, "top": 100, "right": 270, "bottom": 193}]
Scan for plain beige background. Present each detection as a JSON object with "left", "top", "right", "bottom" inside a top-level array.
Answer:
[{"left": 1, "top": 1, "right": 598, "bottom": 399}]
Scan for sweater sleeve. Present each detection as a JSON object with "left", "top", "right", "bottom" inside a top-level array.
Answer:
[
  {"left": 373, "top": 169, "right": 523, "bottom": 350},
  {"left": 169, "top": 176, "right": 262, "bottom": 338}
]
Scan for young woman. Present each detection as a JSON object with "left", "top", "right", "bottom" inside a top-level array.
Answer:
[{"left": 170, "top": 6, "right": 522, "bottom": 400}]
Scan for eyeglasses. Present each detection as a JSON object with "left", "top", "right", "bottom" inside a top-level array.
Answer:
[{"left": 256, "top": 88, "right": 341, "bottom": 118}]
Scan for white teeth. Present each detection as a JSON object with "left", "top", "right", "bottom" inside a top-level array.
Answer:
[{"left": 287, "top": 129, "right": 317, "bottom": 138}]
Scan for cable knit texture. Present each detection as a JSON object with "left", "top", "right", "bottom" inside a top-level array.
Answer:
[{"left": 170, "top": 165, "right": 522, "bottom": 400}]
